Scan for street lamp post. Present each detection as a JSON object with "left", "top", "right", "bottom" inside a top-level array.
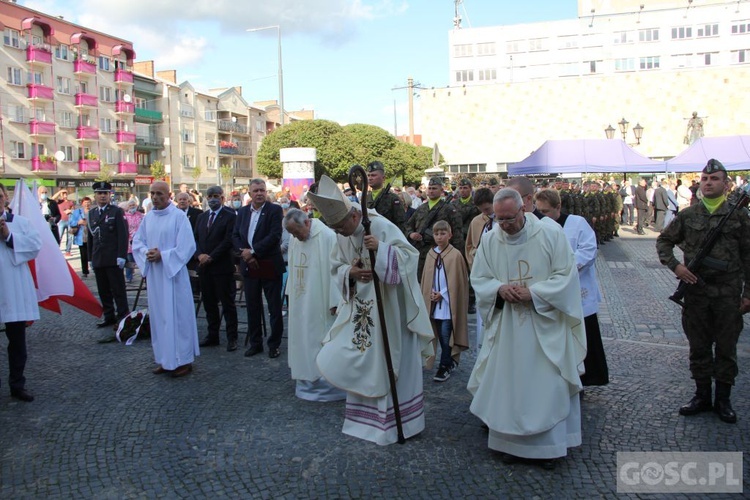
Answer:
[
  {"left": 247, "top": 25, "right": 285, "bottom": 126},
  {"left": 618, "top": 117, "right": 629, "bottom": 141},
  {"left": 606, "top": 119, "right": 645, "bottom": 145},
  {"left": 604, "top": 124, "right": 616, "bottom": 139}
]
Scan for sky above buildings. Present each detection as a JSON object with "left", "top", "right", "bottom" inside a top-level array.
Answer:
[{"left": 22, "top": 0, "right": 577, "bottom": 135}]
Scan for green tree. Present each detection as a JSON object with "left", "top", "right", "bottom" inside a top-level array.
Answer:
[
  {"left": 95, "top": 164, "right": 115, "bottom": 183},
  {"left": 150, "top": 161, "right": 166, "bottom": 180},
  {"left": 190, "top": 165, "right": 203, "bottom": 188}
]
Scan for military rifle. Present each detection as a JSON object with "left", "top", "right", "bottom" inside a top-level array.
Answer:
[{"left": 669, "top": 184, "right": 750, "bottom": 307}]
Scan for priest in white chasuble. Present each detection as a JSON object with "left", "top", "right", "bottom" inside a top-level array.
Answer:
[
  {"left": 284, "top": 208, "right": 345, "bottom": 402},
  {"left": 468, "top": 188, "right": 586, "bottom": 467},
  {"left": 132, "top": 181, "right": 199, "bottom": 378},
  {"left": 309, "top": 175, "right": 433, "bottom": 446}
]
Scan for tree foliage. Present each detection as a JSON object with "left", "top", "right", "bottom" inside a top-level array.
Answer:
[{"left": 257, "top": 119, "right": 435, "bottom": 185}]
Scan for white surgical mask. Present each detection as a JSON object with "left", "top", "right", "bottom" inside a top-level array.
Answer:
[{"left": 232, "top": 200, "right": 241, "bottom": 209}]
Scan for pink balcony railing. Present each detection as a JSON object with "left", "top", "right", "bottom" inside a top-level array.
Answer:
[
  {"left": 114, "top": 69, "right": 134, "bottom": 84},
  {"left": 76, "top": 126, "right": 100, "bottom": 140},
  {"left": 31, "top": 157, "right": 56, "bottom": 172},
  {"left": 117, "top": 161, "right": 138, "bottom": 174},
  {"left": 27, "top": 84, "right": 54, "bottom": 100},
  {"left": 75, "top": 93, "right": 98, "bottom": 107},
  {"left": 115, "top": 101, "right": 135, "bottom": 114},
  {"left": 29, "top": 120, "right": 56, "bottom": 136},
  {"left": 73, "top": 59, "right": 97, "bottom": 75},
  {"left": 78, "top": 159, "right": 101, "bottom": 173},
  {"left": 26, "top": 45, "right": 52, "bottom": 65},
  {"left": 116, "top": 131, "right": 136, "bottom": 144}
]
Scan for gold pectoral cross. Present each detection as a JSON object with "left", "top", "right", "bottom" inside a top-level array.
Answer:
[{"left": 293, "top": 252, "right": 308, "bottom": 299}]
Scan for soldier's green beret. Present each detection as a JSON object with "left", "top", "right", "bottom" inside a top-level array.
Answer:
[
  {"left": 428, "top": 176, "right": 444, "bottom": 186},
  {"left": 703, "top": 159, "right": 726, "bottom": 174},
  {"left": 459, "top": 178, "right": 472, "bottom": 187},
  {"left": 488, "top": 178, "right": 499, "bottom": 186}
]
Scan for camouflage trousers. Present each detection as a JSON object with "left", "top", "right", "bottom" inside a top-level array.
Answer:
[{"left": 682, "top": 287, "right": 744, "bottom": 385}]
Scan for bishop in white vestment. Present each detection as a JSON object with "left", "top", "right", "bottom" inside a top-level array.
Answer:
[
  {"left": 284, "top": 210, "right": 345, "bottom": 401},
  {"left": 468, "top": 188, "right": 586, "bottom": 462},
  {"left": 132, "top": 183, "right": 199, "bottom": 376},
  {"left": 309, "top": 176, "right": 433, "bottom": 446}
]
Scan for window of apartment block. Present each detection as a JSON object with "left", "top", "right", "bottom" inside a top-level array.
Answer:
[
  {"left": 56, "top": 76, "right": 71, "bottom": 94},
  {"left": 731, "top": 48, "right": 749, "bottom": 63},
  {"left": 672, "top": 53, "right": 693, "bottom": 68},
  {"left": 581, "top": 33, "right": 603, "bottom": 48},
  {"left": 134, "top": 97, "right": 146, "bottom": 109},
  {"left": 453, "top": 44, "right": 473, "bottom": 57},
  {"left": 33, "top": 108, "right": 46, "bottom": 121},
  {"left": 182, "top": 154, "right": 194, "bottom": 168},
  {"left": 204, "top": 110, "right": 217, "bottom": 121},
  {"left": 55, "top": 44, "right": 69, "bottom": 60},
  {"left": 639, "top": 28, "right": 659, "bottom": 42},
  {"left": 27, "top": 71, "right": 43, "bottom": 85},
  {"left": 98, "top": 56, "right": 112, "bottom": 71},
  {"left": 11, "top": 141, "right": 26, "bottom": 159},
  {"left": 640, "top": 56, "right": 660, "bottom": 70},
  {"left": 586, "top": 60, "right": 602, "bottom": 74},
  {"left": 699, "top": 52, "right": 719, "bottom": 65},
  {"left": 559, "top": 62, "right": 578, "bottom": 76},
  {"left": 231, "top": 159, "right": 240, "bottom": 169},
  {"left": 79, "top": 113, "right": 92, "bottom": 127},
  {"left": 529, "top": 38, "right": 545, "bottom": 51},
  {"left": 697, "top": 24, "right": 719, "bottom": 38},
  {"left": 206, "top": 157, "right": 215, "bottom": 170},
  {"left": 59, "top": 111, "right": 74, "bottom": 128},
  {"left": 31, "top": 35, "right": 43, "bottom": 48},
  {"left": 6, "top": 67, "right": 22, "bottom": 85},
  {"left": 731, "top": 21, "right": 750, "bottom": 34},
  {"left": 613, "top": 31, "right": 634, "bottom": 44},
  {"left": 103, "top": 149, "right": 115, "bottom": 164},
  {"left": 506, "top": 40, "right": 523, "bottom": 53},
  {"left": 255, "top": 120, "right": 264, "bottom": 132},
  {"left": 558, "top": 35, "right": 578, "bottom": 49},
  {"left": 9, "top": 104, "right": 26, "bottom": 123},
  {"left": 79, "top": 147, "right": 92, "bottom": 159},
  {"left": 137, "top": 152, "right": 150, "bottom": 166},
  {"left": 99, "top": 118, "right": 113, "bottom": 133},
  {"left": 455, "top": 70, "right": 474, "bottom": 82},
  {"left": 3, "top": 28, "right": 20, "bottom": 48},
  {"left": 615, "top": 58, "right": 636, "bottom": 71},
  {"left": 476, "top": 42, "right": 496, "bottom": 56},
  {"left": 478, "top": 68, "right": 497, "bottom": 81},
  {"left": 76, "top": 81, "right": 89, "bottom": 94},
  {"left": 182, "top": 129, "right": 194, "bottom": 143},
  {"left": 116, "top": 120, "right": 129, "bottom": 132},
  {"left": 205, "top": 133, "right": 216, "bottom": 145},
  {"left": 61, "top": 145, "right": 74, "bottom": 161},
  {"left": 672, "top": 26, "right": 693, "bottom": 39},
  {"left": 99, "top": 86, "right": 113, "bottom": 102},
  {"left": 33, "top": 144, "right": 46, "bottom": 157}
]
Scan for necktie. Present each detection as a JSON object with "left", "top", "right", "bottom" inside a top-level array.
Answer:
[{"left": 208, "top": 211, "right": 216, "bottom": 229}]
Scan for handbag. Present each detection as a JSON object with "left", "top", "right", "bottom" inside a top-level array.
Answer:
[{"left": 69, "top": 224, "right": 80, "bottom": 236}]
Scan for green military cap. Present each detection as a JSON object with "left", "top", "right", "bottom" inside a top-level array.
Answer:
[
  {"left": 367, "top": 161, "right": 385, "bottom": 173},
  {"left": 488, "top": 177, "right": 499, "bottom": 186},
  {"left": 458, "top": 178, "right": 472, "bottom": 187},
  {"left": 428, "top": 176, "right": 444, "bottom": 186},
  {"left": 703, "top": 159, "right": 726, "bottom": 174}
]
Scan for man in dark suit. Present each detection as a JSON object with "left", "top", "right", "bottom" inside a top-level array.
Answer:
[
  {"left": 88, "top": 181, "right": 129, "bottom": 341},
  {"left": 175, "top": 191, "right": 203, "bottom": 231},
  {"left": 38, "top": 185, "right": 61, "bottom": 244},
  {"left": 634, "top": 178, "right": 650, "bottom": 235},
  {"left": 195, "top": 186, "right": 239, "bottom": 352},
  {"left": 232, "top": 179, "right": 285, "bottom": 359},
  {"left": 652, "top": 180, "right": 670, "bottom": 232}
]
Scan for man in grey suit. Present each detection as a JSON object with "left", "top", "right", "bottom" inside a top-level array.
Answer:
[{"left": 88, "top": 181, "right": 129, "bottom": 341}]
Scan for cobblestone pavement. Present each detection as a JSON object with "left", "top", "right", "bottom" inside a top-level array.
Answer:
[{"left": 1, "top": 227, "right": 748, "bottom": 498}]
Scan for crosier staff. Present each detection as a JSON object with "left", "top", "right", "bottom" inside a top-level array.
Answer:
[{"left": 348, "top": 164, "right": 406, "bottom": 444}]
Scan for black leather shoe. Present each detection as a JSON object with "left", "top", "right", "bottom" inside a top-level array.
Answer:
[
  {"left": 679, "top": 395, "right": 713, "bottom": 415},
  {"left": 244, "top": 345, "right": 263, "bottom": 357},
  {"left": 199, "top": 337, "right": 220, "bottom": 347},
  {"left": 714, "top": 382, "right": 737, "bottom": 423},
  {"left": 11, "top": 389, "right": 34, "bottom": 402},
  {"left": 269, "top": 348, "right": 281, "bottom": 359},
  {"left": 97, "top": 318, "right": 117, "bottom": 328},
  {"left": 227, "top": 339, "right": 238, "bottom": 352}
]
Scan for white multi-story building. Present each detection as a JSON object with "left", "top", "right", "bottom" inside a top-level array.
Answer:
[{"left": 422, "top": 0, "right": 750, "bottom": 176}]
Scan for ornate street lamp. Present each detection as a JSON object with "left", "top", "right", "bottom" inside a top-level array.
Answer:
[
  {"left": 604, "top": 124, "right": 616, "bottom": 139},
  {"left": 633, "top": 123, "right": 644, "bottom": 145},
  {"left": 618, "top": 117, "right": 629, "bottom": 141}
]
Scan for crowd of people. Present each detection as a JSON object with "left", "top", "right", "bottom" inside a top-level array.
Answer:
[{"left": 1, "top": 158, "right": 747, "bottom": 469}]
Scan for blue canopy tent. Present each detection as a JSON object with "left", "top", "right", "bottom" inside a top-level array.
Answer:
[
  {"left": 665, "top": 136, "right": 750, "bottom": 172},
  {"left": 508, "top": 139, "right": 667, "bottom": 175}
]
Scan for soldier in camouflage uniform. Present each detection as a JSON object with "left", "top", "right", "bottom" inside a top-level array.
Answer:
[
  {"left": 559, "top": 181, "right": 574, "bottom": 215},
  {"left": 656, "top": 159, "right": 750, "bottom": 424},
  {"left": 364, "top": 161, "right": 405, "bottom": 233},
  {"left": 450, "top": 178, "right": 480, "bottom": 252},
  {"left": 611, "top": 183, "right": 623, "bottom": 237},
  {"left": 405, "top": 176, "right": 464, "bottom": 281},
  {"left": 583, "top": 182, "right": 600, "bottom": 243},
  {"left": 570, "top": 181, "right": 586, "bottom": 219}
]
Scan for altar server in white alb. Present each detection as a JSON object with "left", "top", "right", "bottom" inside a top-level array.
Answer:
[
  {"left": 283, "top": 208, "right": 345, "bottom": 402},
  {"left": 0, "top": 184, "right": 42, "bottom": 402},
  {"left": 309, "top": 176, "right": 433, "bottom": 446},
  {"left": 468, "top": 188, "right": 586, "bottom": 468},
  {"left": 132, "top": 181, "right": 199, "bottom": 378},
  {"left": 534, "top": 188, "right": 608, "bottom": 386}
]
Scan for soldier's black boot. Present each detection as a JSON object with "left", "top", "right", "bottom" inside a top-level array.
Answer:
[
  {"left": 714, "top": 382, "right": 737, "bottom": 424},
  {"left": 679, "top": 380, "right": 713, "bottom": 416}
]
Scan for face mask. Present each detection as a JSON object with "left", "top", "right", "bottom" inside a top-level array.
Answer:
[
  {"left": 128, "top": 208, "right": 137, "bottom": 214},
  {"left": 207, "top": 199, "right": 222, "bottom": 210},
  {"left": 40, "top": 193, "right": 48, "bottom": 200},
  {"left": 281, "top": 203, "right": 290, "bottom": 210},
  {"left": 232, "top": 200, "right": 241, "bottom": 209}
]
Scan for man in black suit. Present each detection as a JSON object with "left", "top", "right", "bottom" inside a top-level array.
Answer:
[
  {"left": 88, "top": 181, "right": 129, "bottom": 341},
  {"left": 195, "top": 186, "right": 239, "bottom": 352},
  {"left": 652, "top": 180, "right": 670, "bottom": 232},
  {"left": 232, "top": 179, "right": 285, "bottom": 359},
  {"left": 38, "top": 185, "right": 61, "bottom": 244},
  {"left": 175, "top": 191, "right": 203, "bottom": 231},
  {"left": 634, "top": 178, "right": 650, "bottom": 235}
]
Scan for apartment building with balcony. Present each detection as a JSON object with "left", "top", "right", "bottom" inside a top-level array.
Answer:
[
  {"left": 421, "top": 0, "right": 750, "bottom": 176},
  {"left": 0, "top": 0, "right": 137, "bottom": 194}
]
